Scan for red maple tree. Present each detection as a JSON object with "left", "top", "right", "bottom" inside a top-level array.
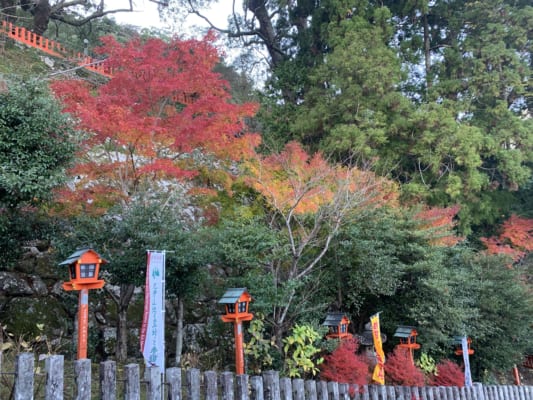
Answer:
[
  {"left": 51, "top": 33, "right": 259, "bottom": 214},
  {"left": 429, "top": 359, "right": 464, "bottom": 387},
  {"left": 384, "top": 347, "right": 426, "bottom": 386},
  {"left": 319, "top": 338, "right": 370, "bottom": 386}
]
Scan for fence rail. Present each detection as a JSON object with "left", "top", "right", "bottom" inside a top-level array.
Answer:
[
  {"left": 2, "top": 353, "right": 532, "bottom": 400},
  {"left": 0, "top": 20, "right": 113, "bottom": 77}
]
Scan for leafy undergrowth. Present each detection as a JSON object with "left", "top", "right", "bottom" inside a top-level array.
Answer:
[{"left": 0, "top": 41, "right": 51, "bottom": 76}]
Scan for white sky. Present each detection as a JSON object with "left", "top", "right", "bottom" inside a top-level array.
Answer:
[{"left": 107, "top": 0, "right": 230, "bottom": 36}]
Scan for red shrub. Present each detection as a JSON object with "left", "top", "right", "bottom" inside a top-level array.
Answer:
[
  {"left": 384, "top": 347, "right": 426, "bottom": 386},
  {"left": 320, "top": 338, "right": 370, "bottom": 386},
  {"left": 429, "top": 359, "right": 464, "bottom": 387}
]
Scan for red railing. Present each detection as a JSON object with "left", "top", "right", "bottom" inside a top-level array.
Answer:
[
  {"left": 0, "top": 20, "right": 112, "bottom": 78},
  {"left": 0, "top": 21, "right": 198, "bottom": 103}
]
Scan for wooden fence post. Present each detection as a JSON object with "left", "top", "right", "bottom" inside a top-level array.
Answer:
[
  {"left": 74, "top": 358, "right": 91, "bottom": 400},
  {"left": 368, "top": 385, "right": 378, "bottom": 400},
  {"left": 280, "top": 377, "right": 293, "bottom": 400},
  {"left": 147, "top": 366, "right": 162, "bottom": 400},
  {"left": 424, "top": 387, "right": 432, "bottom": 400},
  {"left": 316, "top": 381, "right": 328, "bottom": 400},
  {"left": 250, "top": 376, "right": 264, "bottom": 400},
  {"left": 263, "top": 371, "right": 281, "bottom": 400},
  {"left": 293, "top": 378, "right": 305, "bottom": 400},
  {"left": 236, "top": 374, "right": 249, "bottom": 400},
  {"left": 386, "top": 385, "right": 396, "bottom": 400},
  {"left": 100, "top": 360, "right": 116, "bottom": 400},
  {"left": 394, "top": 385, "right": 404, "bottom": 400},
  {"left": 14, "top": 352, "right": 34, "bottom": 400},
  {"left": 124, "top": 364, "right": 140, "bottom": 400},
  {"left": 220, "top": 371, "right": 235, "bottom": 400},
  {"left": 328, "top": 381, "right": 339, "bottom": 400},
  {"left": 45, "top": 354, "right": 64, "bottom": 400},
  {"left": 205, "top": 371, "right": 218, "bottom": 400},
  {"left": 360, "top": 385, "right": 369, "bottom": 400},
  {"left": 338, "top": 383, "right": 349, "bottom": 400},
  {"left": 304, "top": 380, "right": 317, "bottom": 400},
  {"left": 186, "top": 368, "right": 201, "bottom": 400},
  {"left": 166, "top": 367, "right": 182, "bottom": 400},
  {"left": 411, "top": 386, "right": 421, "bottom": 400}
]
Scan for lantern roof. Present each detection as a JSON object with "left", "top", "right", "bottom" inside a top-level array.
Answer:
[
  {"left": 393, "top": 325, "right": 418, "bottom": 338},
  {"left": 452, "top": 335, "right": 470, "bottom": 344},
  {"left": 58, "top": 247, "right": 107, "bottom": 266},
  {"left": 322, "top": 312, "right": 350, "bottom": 327},
  {"left": 356, "top": 322, "right": 387, "bottom": 346},
  {"left": 218, "top": 288, "right": 251, "bottom": 304}
]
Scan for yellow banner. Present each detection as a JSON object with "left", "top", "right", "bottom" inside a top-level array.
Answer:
[{"left": 370, "top": 313, "right": 385, "bottom": 385}]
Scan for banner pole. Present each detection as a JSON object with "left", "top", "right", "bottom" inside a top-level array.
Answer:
[{"left": 161, "top": 250, "right": 166, "bottom": 400}]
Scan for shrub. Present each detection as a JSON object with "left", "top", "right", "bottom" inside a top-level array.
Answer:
[
  {"left": 384, "top": 347, "right": 425, "bottom": 386},
  {"left": 430, "top": 359, "right": 465, "bottom": 387},
  {"left": 319, "top": 338, "right": 370, "bottom": 386}
]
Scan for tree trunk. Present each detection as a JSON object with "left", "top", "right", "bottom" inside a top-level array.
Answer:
[
  {"left": 116, "top": 283, "right": 135, "bottom": 362},
  {"left": 423, "top": 12, "right": 431, "bottom": 90},
  {"left": 174, "top": 297, "right": 184, "bottom": 366}
]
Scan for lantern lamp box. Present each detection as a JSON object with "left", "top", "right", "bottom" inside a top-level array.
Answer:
[
  {"left": 393, "top": 325, "right": 421, "bottom": 348},
  {"left": 218, "top": 288, "right": 253, "bottom": 322},
  {"left": 59, "top": 248, "right": 106, "bottom": 291},
  {"left": 323, "top": 312, "right": 353, "bottom": 339},
  {"left": 452, "top": 335, "right": 474, "bottom": 355}
]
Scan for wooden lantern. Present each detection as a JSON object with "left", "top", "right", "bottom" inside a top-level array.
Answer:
[
  {"left": 323, "top": 312, "right": 353, "bottom": 340},
  {"left": 394, "top": 325, "right": 421, "bottom": 364},
  {"left": 453, "top": 336, "right": 474, "bottom": 356},
  {"left": 58, "top": 248, "right": 106, "bottom": 359},
  {"left": 219, "top": 288, "right": 253, "bottom": 375},
  {"left": 59, "top": 248, "right": 106, "bottom": 291}
]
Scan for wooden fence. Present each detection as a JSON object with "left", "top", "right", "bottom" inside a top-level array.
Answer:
[{"left": 2, "top": 353, "right": 533, "bottom": 400}]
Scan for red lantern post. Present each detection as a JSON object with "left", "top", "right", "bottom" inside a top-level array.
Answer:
[
  {"left": 219, "top": 288, "right": 253, "bottom": 375},
  {"left": 59, "top": 248, "right": 106, "bottom": 359}
]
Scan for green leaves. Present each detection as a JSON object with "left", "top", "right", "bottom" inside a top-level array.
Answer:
[
  {"left": 0, "top": 77, "right": 75, "bottom": 208},
  {"left": 282, "top": 324, "right": 324, "bottom": 378}
]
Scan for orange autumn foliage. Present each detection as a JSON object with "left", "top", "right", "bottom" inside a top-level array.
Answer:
[
  {"left": 245, "top": 141, "right": 398, "bottom": 215},
  {"left": 414, "top": 205, "right": 463, "bottom": 246},
  {"left": 481, "top": 214, "right": 533, "bottom": 262}
]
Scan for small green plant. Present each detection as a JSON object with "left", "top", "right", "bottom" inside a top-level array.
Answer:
[
  {"left": 416, "top": 352, "right": 438, "bottom": 376},
  {"left": 244, "top": 314, "right": 276, "bottom": 374},
  {"left": 282, "top": 324, "right": 324, "bottom": 378}
]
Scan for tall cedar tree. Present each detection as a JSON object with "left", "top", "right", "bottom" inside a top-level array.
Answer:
[{"left": 51, "top": 33, "right": 259, "bottom": 214}]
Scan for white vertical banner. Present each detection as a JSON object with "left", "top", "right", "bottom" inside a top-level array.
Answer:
[
  {"left": 140, "top": 251, "right": 166, "bottom": 373},
  {"left": 462, "top": 336, "right": 472, "bottom": 387}
]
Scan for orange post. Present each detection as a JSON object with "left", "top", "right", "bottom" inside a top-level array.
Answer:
[
  {"left": 59, "top": 248, "right": 107, "bottom": 360},
  {"left": 219, "top": 288, "right": 253, "bottom": 375},
  {"left": 513, "top": 365, "right": 521, "bottom": 385},
  {"left": 234, "top": 321, "right": 245, "bottom": 375},
  {"left": 77, "top": 289, "right": 89, "bottom": 359}
]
